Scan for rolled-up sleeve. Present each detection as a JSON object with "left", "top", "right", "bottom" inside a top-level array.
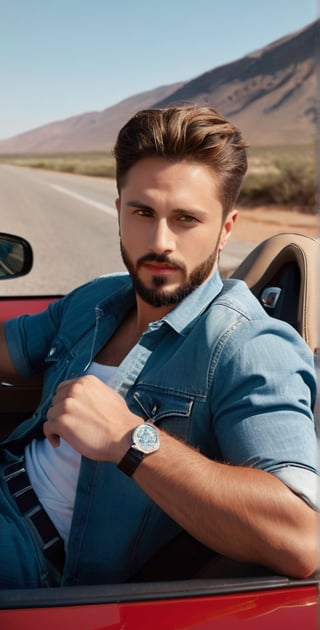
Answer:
[
  {"left": 4, "top": 298, "right": 65, "bottom": 377},
  {"left": 211, "top": 317, "right": 319, "bottom": 509}
]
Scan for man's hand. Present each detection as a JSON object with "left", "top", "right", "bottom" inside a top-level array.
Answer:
[{"left": 43, "top": 375, "right": 140, "bottom": 462}]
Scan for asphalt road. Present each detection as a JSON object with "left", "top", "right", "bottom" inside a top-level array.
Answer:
[{"left": 0, "top": 165, "right": 255, "bottom": 295}]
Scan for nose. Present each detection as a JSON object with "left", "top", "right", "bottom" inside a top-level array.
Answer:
[{"left": 148, "top": 218, "right": 175, "bottom": 254}]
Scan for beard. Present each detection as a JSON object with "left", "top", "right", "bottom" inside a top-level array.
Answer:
[{"left": 120, "top": 241, "right": 219, "bottom": 308}]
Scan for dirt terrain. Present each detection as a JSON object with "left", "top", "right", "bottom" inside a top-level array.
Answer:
[{"left": 233, "top": 206, "right": 318, "bottom": 243}]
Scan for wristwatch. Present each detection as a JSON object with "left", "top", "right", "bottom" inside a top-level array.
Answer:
[{"left": 118, "top": 423, "right": 160, "bottom": 477}]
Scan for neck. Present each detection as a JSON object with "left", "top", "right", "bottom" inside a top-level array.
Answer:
[{"left": 134, "top": 296, "right": 175, "bottom": 336}]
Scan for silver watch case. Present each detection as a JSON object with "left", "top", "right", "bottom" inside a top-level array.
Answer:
[{"left": 131, "top": 423, "right": 160, "bottom": 454}]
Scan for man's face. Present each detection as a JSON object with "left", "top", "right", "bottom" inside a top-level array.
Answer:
[{"left": 116, "top": 157, "right": 236, "bottom": 308}]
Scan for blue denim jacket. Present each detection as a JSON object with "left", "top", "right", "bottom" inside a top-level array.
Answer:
[{"left": 3, "top": 271, "right": 318, "bottom": 585}]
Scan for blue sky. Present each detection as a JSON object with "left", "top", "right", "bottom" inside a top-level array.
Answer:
[{"left": 0, "top": 0, "right": 318, "bottom": 140}]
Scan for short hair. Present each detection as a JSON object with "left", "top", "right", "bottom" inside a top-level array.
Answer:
[{"left": 113, "top": 105, "right": 248, "bottom": 217}]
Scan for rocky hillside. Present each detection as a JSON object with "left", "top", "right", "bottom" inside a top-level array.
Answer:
[{"left": 0, "top": 19, "right": 318, "bottom": 153}]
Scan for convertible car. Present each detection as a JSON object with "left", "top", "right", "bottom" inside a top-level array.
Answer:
[{"left": 0, "top": 231, "right": 318, "bottom": 629}]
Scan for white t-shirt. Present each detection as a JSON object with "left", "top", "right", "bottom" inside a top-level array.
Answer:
[{"left": 25, "top": 363, "right": 117, "bottom": 546}]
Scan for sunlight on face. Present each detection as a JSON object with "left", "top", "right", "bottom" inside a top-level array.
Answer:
[{"left": 117, "top": 157, "right": 235, "bottom": 307}]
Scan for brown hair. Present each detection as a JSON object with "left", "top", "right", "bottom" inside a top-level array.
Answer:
[{"left": 113, "top": 105, "right": 248, "bottom": 218}]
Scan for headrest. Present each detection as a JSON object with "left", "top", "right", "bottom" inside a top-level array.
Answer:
[{"left": 231, "top": 233, "right": 320, "bottom": 353}]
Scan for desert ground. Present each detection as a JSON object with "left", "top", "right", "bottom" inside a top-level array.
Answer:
[{"left": 233, "top": 206, "right": 318, "bottom": 243}]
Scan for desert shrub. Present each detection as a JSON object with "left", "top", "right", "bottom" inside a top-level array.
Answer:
[
  {"left": 0, "top": 153, "right": 116, "bottom": 179},
  {"left": 240, "top": 149, "right": 317, "bottom": 212}
]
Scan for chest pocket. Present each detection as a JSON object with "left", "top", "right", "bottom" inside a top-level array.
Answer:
[{"left": 132, "top": 389, "right": 194, "bottom": 441}]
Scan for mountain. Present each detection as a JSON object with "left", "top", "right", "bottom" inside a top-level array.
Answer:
[
  {"left": 0, "top": 19, "right": 318, "bottom": 153},
  {"left": 0, "top": 83, "right": 184, "bottom": 154},
  {"left": 154, "top": 20, "right": 318, "bottom": 146}
]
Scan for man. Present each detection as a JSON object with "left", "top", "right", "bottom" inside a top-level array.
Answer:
[{"left": 0, "top": 106, "right": 318, "bottom": 588}]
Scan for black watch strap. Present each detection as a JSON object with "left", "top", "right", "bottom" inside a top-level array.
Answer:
[{"left": 118, "top": 447, "right": 145, "bottom": 477}]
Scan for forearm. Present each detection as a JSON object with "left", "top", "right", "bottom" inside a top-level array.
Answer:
[
  {"left": 44, "top": 376, "right": 319, "bottom": 578},
  {"left": 0, "top": 324, "right": 43, "bottom": 385},
  {"left": 133, "top": 429, "right": 318, "bottom": 578}
]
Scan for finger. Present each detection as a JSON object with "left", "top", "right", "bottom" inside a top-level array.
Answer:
[
  {"left": 50, "top": 378, "right": 81, "bottom": 407},
  {"left": 43, "top": 421, "right": 61, "bottom": 448},
  {"left": 55, "top": 378, "right": 78, "bottom": 394}
]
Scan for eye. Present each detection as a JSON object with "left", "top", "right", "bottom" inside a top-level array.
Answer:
[
  {"left": 178, "top": 214, "right": 199, "bottom": 223},
  {"left": 135, "top": 208, "right": 153, "bottom": 217}
]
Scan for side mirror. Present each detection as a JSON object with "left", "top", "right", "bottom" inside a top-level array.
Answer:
[{"left": 0, "top": 233, "right": 33, "bottom": 279}]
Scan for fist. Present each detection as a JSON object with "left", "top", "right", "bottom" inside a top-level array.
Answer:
[{"left": 43, "top": 375, "right": 140, "bottom": 462}]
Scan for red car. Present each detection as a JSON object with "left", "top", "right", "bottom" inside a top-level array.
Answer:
[{"left": 0, "top": 231, "right": 318, "bottom": 629}]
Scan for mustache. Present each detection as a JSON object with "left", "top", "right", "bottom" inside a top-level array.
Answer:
[{"left": 137, "top": 253, "right": 186, "bottom": 272}]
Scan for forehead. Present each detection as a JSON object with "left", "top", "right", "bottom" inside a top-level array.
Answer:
[{"left": 120, "top": 156, "right": 221, "bottom": 202}]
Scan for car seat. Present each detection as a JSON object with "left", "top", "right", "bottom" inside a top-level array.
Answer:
[{"left": 231, "top": 232, "right": 320, "bottom": 434}]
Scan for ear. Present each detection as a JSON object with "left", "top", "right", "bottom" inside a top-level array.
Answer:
[{"left": 218, "top": 209, "right": 238, "bottom": 253}]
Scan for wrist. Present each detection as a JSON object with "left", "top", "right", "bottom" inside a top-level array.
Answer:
[
  {"left": 114, "top": 425, "right": 138, "bottom": 465},
  {"left": 117, "top": 422, "right": 160, "bottom": 477}
]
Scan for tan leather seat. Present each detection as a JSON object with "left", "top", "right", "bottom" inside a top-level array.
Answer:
[{"left": 231, "top": 232, "right": 320, "bottom": 353}]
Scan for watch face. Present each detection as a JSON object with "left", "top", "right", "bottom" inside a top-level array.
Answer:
[{"left": 133, "top": 424, "right": 160, "bottom": 454}]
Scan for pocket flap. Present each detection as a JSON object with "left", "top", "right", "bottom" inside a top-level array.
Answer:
[{"left": 133, "top": 389, "right": 193, "bottom": 422}]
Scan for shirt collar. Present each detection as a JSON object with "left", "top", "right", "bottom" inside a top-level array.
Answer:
[
  {"left": 97, "top": 270, "right": 224, "bottom": 335},
  {"left": 162, "top": 270, "right": 224, "bottom": 335}
]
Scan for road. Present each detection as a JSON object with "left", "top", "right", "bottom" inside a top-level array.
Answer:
[{"left": 0, "top": 165, "right": 255, "bottom": 295}]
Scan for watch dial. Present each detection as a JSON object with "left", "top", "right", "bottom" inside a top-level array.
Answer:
[{"left": 135, "top": 425, "right": 158, "bottom": 452}]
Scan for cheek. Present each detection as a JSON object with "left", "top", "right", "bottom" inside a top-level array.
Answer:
[
  {"left": 120, "top": 220, "right": 148, "bottom": 258},
  {"left": 183, "top": 229, "right": 217, "bottom": 257},
  {"left": 179, "top": 245, "right": 208, "bottom": 276},
  {"left": 120, "top": 216, "right": 136, "bottom": 241}
]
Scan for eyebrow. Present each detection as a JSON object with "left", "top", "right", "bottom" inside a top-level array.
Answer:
[
  {"left": 125, "top": 200, "right": 208, "bottom": 217},
  {"left": 126, "top": 201, "right": 152, "bottom": 210}
]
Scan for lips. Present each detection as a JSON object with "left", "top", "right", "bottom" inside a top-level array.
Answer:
[{"left": 143, "top": 262, "right": 178, "bottom": 275}]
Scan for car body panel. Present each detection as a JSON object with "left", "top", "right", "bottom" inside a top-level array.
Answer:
[
  {"left": 0, "top": 581, "right": 318, "bottom": 629},
  {"left": 0, "top": 295, "right": 61, "bottom": 321}
]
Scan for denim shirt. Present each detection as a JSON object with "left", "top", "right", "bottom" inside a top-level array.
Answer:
[{"left": 3, "top": 271, "right": 318, "bottom": 585}]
